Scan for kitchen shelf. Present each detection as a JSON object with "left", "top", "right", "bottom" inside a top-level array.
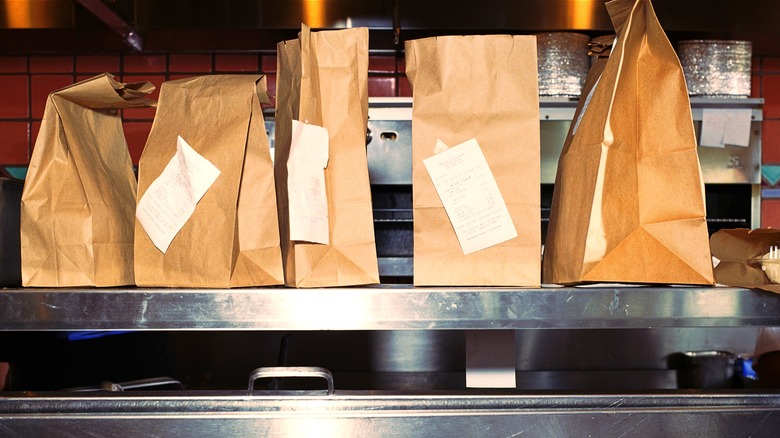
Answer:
[{"left": 1, "top": 286, "right": 779, "bottom": 331}]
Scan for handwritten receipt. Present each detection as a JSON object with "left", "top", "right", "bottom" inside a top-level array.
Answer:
[
  {"left": 287, "top": 120, "right": 330, "bottom": 244},
  {"left": 136, "top": 135, "right": 221, "bottom": 253},
  {"left": 423, "top": 138, "right": 517, "bottom": 255}
]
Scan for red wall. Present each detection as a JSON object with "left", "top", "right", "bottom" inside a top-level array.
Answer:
[{"left": 758, "top": 58, "right": 780, "bottom": 227}]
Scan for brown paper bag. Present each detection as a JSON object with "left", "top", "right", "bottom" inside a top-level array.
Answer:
[
  {"left": 406, "top": 35, "right": 541, "bottom": 286},
  {"left": 134, "top": 75, "right": 283, "bottom": 288},
  {"left": 274, "top": 25, "right": 379, "bottom": 287},
  {"left": 542, "top": 0, "right": 715, "bottom": 285},
  {"left": 21, "top": 73, "right": 154, "bottom": 287},
  {"left": 710, "top": 228, "right": 780, "bottom": 294}
]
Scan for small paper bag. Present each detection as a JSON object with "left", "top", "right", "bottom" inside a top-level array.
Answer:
[
  {"left": 21, "top": 73, "right": 154, "bottom": 287},
  {"left": 134, "top": 75, "right": 284, "bottom": 288},
  {"left": 405, "top": 35, "right": 541, "bottom": 286},
  {"left": 274, "top": 25, "right": 379, "bottom": 287},
  {"left": 542, "top": 0, "right": 715, "bottom": 285},
  {"left": 710, "top": 228, "right": 780, "bottom": 294}
]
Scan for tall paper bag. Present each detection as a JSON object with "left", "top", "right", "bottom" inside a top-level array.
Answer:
[
  {"left": 275, "top": 25, "right": 379, "bottom": 287},
  {"left": 21, "top": 73, "right": 154, "bottom": 287},
  {"left": 134, "top": 75, "right": 283, "bottom": 288},
  {"left": 406, "top": 35, "right": 541, "bottom": 286},
  {"left": 542, "top": 0, "right": 715, "bottom": 285}
]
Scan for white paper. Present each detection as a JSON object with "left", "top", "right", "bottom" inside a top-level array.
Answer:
[
  {"left": 287, "top": 120, "right": 330, "bottom": 244},
  {"left": 136, "top": 135, "right": 221, "bottom": 253},
  {"left": 722, "top": 109, "right": 753, "bottom": 147},
  {"left": 700, "top": 108, "right": 752, "bottom": 147},
  {"left": 466, "top": 330, "right": 516, "bottom": 388},
  {"left": 423, "top": 138, "right": 517, "bottom": 255}
]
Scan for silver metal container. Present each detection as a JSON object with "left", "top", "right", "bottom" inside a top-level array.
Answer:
[
  {"left": 536, "top": 32, "right": 590, "bottom": 97},
  {"left": 669, "top": 350, "right": 737, "bottom": 389},
  {"left": 678, "top": 40, "right": 752, "bottom": 97}
]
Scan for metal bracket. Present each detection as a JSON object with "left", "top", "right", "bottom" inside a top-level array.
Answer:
[{"left": 75, "top": 0, "right": 143, "bottom": 51}]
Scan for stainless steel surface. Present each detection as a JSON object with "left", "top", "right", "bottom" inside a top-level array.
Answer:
[
  {"left": 515, "top": 327, "right": 759, "bottom": 371},
  {"left": 365, "top": 97, "right": 763, "bottom": 185},
  {"left": 1, "top": 391, "right": 779, "bottom": 437},
  {"left": 753, "top": 184, "right": 762, "bottom": 229},
  {"left": 367, "top": 120, "right": 412, "bottom": 185},
  {"left": 248, "top": 367, "right": 335, "bottom": 395},
  {"left": 691, "top": 97, "right": 763, "bottom": 185},
  {"left": 307, "top": 370, "right": 678, "bottom": 391},
  {"left": 1, "top": 286, "right": 780, "bottom": 330},
  {"left": 157, "top": 327, "right": 754, "bottom": 391},
  {"left": 376, "top": 257, "right": 413, "bottom": 278}
]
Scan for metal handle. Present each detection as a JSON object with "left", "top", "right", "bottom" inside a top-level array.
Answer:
[{"left": 247, "top": 366, "right": 334, "bottom": 395}]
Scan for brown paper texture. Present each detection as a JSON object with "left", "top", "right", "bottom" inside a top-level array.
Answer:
[
  {"left": 406, "top": 35, "right": 541, "bottom": 286},
  {"left": 21, "top": 73, "right": 154, "bottom": 287},
  {"left": 542, "top": 0, "right": 714, "bottom": 285},
  {"left": 274, "top": 25, "right": 379, "bottom": 287},
  {"left": 134, "top": 75, "right": 283, "bottom": 288},
  {"left": 710, "top": 228, "right": 780, "bottom": 294}
]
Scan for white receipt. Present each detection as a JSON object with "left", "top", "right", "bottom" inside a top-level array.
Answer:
[
  {"left": 700, "top": 108, "right": 752, "bottom": 147},
  {"left": 423, "top": 138, "right": 517, "bottom": 255},
  {"left": 136, "top": 135, "right": 221, "bottom": 253},
  {"left": 287, "top": 120, "right": 330, "bottom": 244}
]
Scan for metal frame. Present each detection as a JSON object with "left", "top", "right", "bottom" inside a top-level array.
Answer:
[
  {"left": 1, "top": 286, "right": 779, "bottom": 331},
  {"left": 1, "top": 391, "right": 779, "bottom": 437}
]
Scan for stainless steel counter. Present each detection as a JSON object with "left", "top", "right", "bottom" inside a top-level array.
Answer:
[
  {"left": 2, "top": 286, "right": 778, "bottom": 435},
  {"left": 1, "top": 390, "right": 779, "bottom": 437},
  {"left": 1, "top": 286, "right": 779, "bottom": 331}
]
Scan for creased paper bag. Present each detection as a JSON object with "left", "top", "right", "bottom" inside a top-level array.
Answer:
[
  {"left": 542, "top": 0, "right": 714, "bottom": 285},
  {"left": 274, "top": 25, "right": 379, "bottom": 287},
  {"left": 21, "top": 73, "right": 154, "bottom": 287},
  {"left": 710, "top": 228, "right": 780, "bottom": 294},
  {"left": 134, "top": 75, "right": 283, "bottom": 288},
  {"left": 406, "top": 35, "right": 541, "bottom": 286}
]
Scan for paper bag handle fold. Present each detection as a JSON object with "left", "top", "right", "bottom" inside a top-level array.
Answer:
[{"left": 55, "top": 72, "right": 156, "bottom": 109}]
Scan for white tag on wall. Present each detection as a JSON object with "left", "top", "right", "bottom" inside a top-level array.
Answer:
[
  {"left": 136, "top": 135, "right": 221, "bottom": 253},
  {"left": 423, "top": 138, "right": 517, "bottom": 255},
  {"left": 287, "top": 119, "right": 330, "bottom": 245}
]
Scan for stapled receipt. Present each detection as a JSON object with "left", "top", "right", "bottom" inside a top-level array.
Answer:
[
  {"left": 136, "top": 135, "right": 222, "bottom": 253},
  {"left": 423, "top": 138, "right": 517, "bottom": 255},
  {"left": 288, "top": 120, "right": 330, "bottom": 244}
]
